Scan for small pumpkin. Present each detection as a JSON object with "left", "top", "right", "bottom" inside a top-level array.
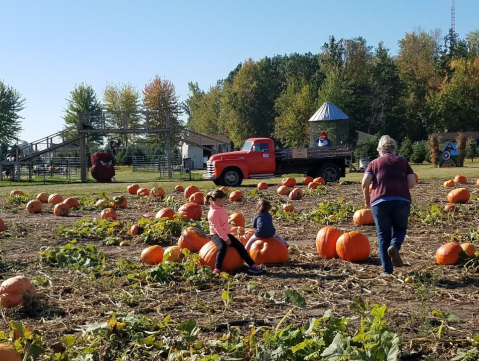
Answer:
[
  {"left": 178, "top": 226, "right": 210, "bottom": 252},
  {"left": 130, "top": 224, "right": 144, "bottom": 235},
  {"left": 447, "top": 188, "right": 470, "bottom": 204},
  {"left": 282, "top": 177, "right": 296, "bottom": 187},
  {"left": 0, "top": 219, "right": 5, "bottom": 232},
  {"left": 220, "top": 186, "right": 229, "bottom": 193},
  {"left": 0, "top": 344, "right": 22, "bottom": 361},
  {"left": 48, "top": 193, "right": 63, "bottom": 205},
  {"left": 302, "top": 176, "right": 313, "bottom": 185},
  {"left": 100, "top": 207, "right": 117, "bottom": 220},
  {"left": 137, "top": 187, "right": 150, "bottom": 197},
  {"left": 436, "top": 242, "right": 463, "bottom": 265},
  {"left": 353, "top": 209, "right": 375, "bottom": 225},
  {"left": 444, "top": 204, "right": 457, "bottom": 213},
  {"left": 10, "top": 190, "right": 24, "bottom": 197},
  {"left": 199, "top": 241, "right": 244, "bottom": 272},
  {"left": 307, "top": 182, "right": 319, "bottom": 189},
  {"left": 289, "top": 188, "right": 303, "bottom": 200},
  {"left": 316, "top": 226, "right": 343, "bottom": 258},
  {"left": 229, "top": 191, "right": 243, "bottom": 202},
  {"left": 184, "top": 185, "right": 200, "bottom": 199},
  {"left": 175, "top": 185, "right": 185, "bottom": 192},
  {"left": 282, "top": 203, "right": 294, "bottom": 212},
  {"left": 111, "top": 195, "right": 127, "bottom": 208},
  {"left": 248, "top": 237, "right": 288, "bottom": 264},
  {"left": 414, "top": 173, "right": 419, "bottom": 183},
  {"left": 163, "top": 246, "right": 184, "bottom": 262},
  {"left": 454, "top": 175, "right": 467, "bottom": 184},
  {"left": 444, "top": 180, "right": 455, "bottom": 187},
  {"left": 151, "top": 186, "right": 166, "bottom": 198},
  {"left": 476, "top": 179, "right": 479, "bottom": 187},
  {"left": 231, "top": 226, "right": 254, "bottom": 245},
  {"left": 277, "top": 186, "right": 290, "bottom": 195},
  {"left": 127, "top": 184, "right": 140, "bottom": 194},
  {"left": 36, "top": 192, "right": 49, "bottom": 203},
  {"left": 26, "top": 200, "right": 42, "bottom": 214},
  {"left": 143, "top": 213, "right": 155, "bottom": 218},
  {"left": 177, "top": 202, "right": 202, "bottom": 220},
  {"left": 95, "top": 199, "right": 110, "bottom": 208},
  {"left": 257, "top": 182, "right": 268, "bottom": 190},
  {"left": 313, "top": 177, "right": 326, "bottom": 185},
  {"left": 189, "top": 191, "right": 205, "bottom": 204},
  {"left": 0, "top": 275, "right": 37, "bottom": 308},
  {"left": 140, "top": 245, "right": 164, "bottom": 265},
  {"left": 155, "top": 207, "right": 176, "bottom": 220},
  {"left": 63, "top": 197, "right": 79, "bottom": 209},
  {"left": 53, "top": 203, "right": 70, "bottom": 217},
  {"left": 228, "top": 213, "right": 245, "bottom": 227},
  {"left": 336, "top": 231, "right": 371, "bottom": 262},
  {"left": 461, "top": 242, "right": 476, "bottom": 257}
]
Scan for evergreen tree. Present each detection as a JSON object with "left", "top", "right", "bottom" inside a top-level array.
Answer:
[
  {"left": 0, "top": 80, "right": 25, "bottom": 145},
  {"left": 398, "top": 137, "right": 413, "bottom": 160},
  {"left": 410, "top": 142, "right": 427, "bottom": 164},
  {"left": 466, "top": 138, "right": 477, "bottom": 163}
]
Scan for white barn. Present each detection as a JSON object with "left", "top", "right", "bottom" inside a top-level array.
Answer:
[{"left": 181, "top": 134, "right": 230, "bottom": 169}]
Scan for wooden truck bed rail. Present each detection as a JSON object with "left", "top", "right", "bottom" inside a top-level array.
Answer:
[{"left": 275, "top": 147, "right": 351, "bottom": 161}]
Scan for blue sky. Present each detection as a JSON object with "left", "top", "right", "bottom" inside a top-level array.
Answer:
[{"left": 1, "top": 0, "right": 478, "bottom": 143}]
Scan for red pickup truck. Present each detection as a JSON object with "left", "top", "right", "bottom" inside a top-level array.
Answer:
[{"left": 203, "top": 137, "right": 351, "bottom": 187}]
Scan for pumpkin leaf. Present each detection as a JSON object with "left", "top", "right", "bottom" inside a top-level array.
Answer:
[{"left": 285, "top": 290, "right": 306, "bottom": 308}]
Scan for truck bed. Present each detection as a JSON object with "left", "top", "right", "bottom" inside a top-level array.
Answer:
[{"left": 275, "top": 147, "right": 351, "bottom": 161}]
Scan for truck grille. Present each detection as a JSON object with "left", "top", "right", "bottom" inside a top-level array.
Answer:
[{"left": 206, "top": 162, "right": 215, "bottom": 175}]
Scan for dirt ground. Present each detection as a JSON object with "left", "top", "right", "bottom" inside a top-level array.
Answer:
[{"left": 1, "top": 179, "right": 478, "bottom": 360}]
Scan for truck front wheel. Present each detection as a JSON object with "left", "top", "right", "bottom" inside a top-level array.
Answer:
[
  {"left": 318, "top": 163, "right": 341, "bottom": 182},
  {"left": 219, "top": 168, "right": 243, "bottom": 187}
]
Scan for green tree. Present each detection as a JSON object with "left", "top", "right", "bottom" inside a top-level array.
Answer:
[
  {"left": 410, "top": 142, "right": 427, "bottom": 164},
  {"left": 116, "top": 144, "right": 144, "bottom": 166},
  {"left": 466, "top": 29, "right": 479, "bottom": 57},
  {"left": 466, "top": 138, "right": 477, "bottom": 162},
  {"left": 398, "top": 137, "right": 413, "bottom": 160},
  {"left": 0, "top": 80, "right": 25, "bottom": 145},
  {"left": 185, "top": 82, "right": 223, "bottom": 135}
]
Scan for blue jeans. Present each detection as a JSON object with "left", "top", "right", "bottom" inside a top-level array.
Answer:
[{"left": 371, "top": 200, "right": 410, "bottom": 274}]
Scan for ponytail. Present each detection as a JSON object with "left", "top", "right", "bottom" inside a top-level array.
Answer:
[{"left": 206, "top": 189, "right": 227, "bottom": 205}]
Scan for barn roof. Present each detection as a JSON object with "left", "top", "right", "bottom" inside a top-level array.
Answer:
[
  {"left": 309, "top": 102, "right": 349, "bottom": 122},
  {"left": 436, "top": 132, "right": 479, "bottom": 140},
  {"left": 184, "top": 134, "right": 230, "bottom": 145}
]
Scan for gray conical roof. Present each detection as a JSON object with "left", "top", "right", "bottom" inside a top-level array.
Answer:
[{"left": 309, "top": 102, "right": 349, "bottom": 122}]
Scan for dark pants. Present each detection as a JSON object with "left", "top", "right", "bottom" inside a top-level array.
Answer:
[
  {"left": 371, "top": 200, "right": 410, "bottom": 274},
  {"left": 211, "top": 234, "right": 255, "bottom": 270}
]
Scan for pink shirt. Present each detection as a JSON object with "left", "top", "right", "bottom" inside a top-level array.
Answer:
[{"left": 208, "top": 204, "right": 231, "bottom": 241}]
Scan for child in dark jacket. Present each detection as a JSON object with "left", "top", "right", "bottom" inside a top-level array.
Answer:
[{"left": 245, "top": 199, "right": 289, "bottom": 250}]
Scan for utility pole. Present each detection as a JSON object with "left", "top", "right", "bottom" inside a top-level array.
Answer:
[{"left": 451, "top": 0, "right": 455, "bottom": 33}]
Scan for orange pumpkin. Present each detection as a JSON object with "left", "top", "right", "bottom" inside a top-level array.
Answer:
[
  {"left": 476, "top": 179, "right": 479, "bottom": 187},
  {"left": 48, "top": 193, "right": 63, "bottom": 205},
  {"left": 220, "top": 186, "right": 230, "bottom": 193},
  {"left": 257, "top": 182, "right": 268, "bottom": 190},
  {"left": 229, "top": 191, "right": 243, "bottom": 202},
  {"left": 447, "top": 188, "right": 470, "bottom": 204},
  {"left": 163, "top": 246, "right": 184, "bottom": 262},
  {"left": 155, "top": 207, "right": 176, "bottom": 220},
  {"left": 189, "top": 192, "right": 205, "bottom": 204},
  {"left": 199, "top": 241, "right": 244, "bottom": 272},
  {"left": 175, "top": 185, "right": 185, "bottom": 192},
  {"left": 10, "top": 190, "right": 24, "bottom": 196},
  {"left": 313, "top": 177, "right": 326, "bottom": 185},
  {"left": 289, "top": 188, "right": 303, "bottom": 200},
  {"left": 316, "top": 226, "right": 343, "bottom": 258},
  {"left": 307, "top": 182, "right": 319, "bottom": 189},
  {"left": 336, "top": 231, "right": 370, "bottom": 262},
  {"left": 302, "top": 176, "right": 313, "bottom": 185},
  {"left": 231, "top": 226, "right": 255, "bottom": 246},
  {"left": 248, "top": 237, "right": 288, "bottom": 264},
  {"left": 277, "top": 186, "right": 290, "bottom": 195},
  {"left": 100, "top": 208, "right": 117, "bottom": 220},
  {"left": 353, "top": 209, "right": 375, "bottom": 225},
  {"left": 414, "top": 173, "right": 419, "bottom": 183},
  {"left": 228, "top": 213, "right": 245, "bottom": 227},
  {"left": 444, "top": 204, "right": 457, "bottom": 213},
  {"left": 461, "top": 243, "right": 476, "bottom": 257},
  {"left": 0, "top": 219, "right": 5, "bottom": 232},
  {"left": 444, "top": 180, "right": 455, "bottom": 187},
  {"left": 95, "top": 199, "right": 110, "bottom": 208},
  {"left": 130, "top": 224, "right": 144, "bottom": 235},
  {"left": 53, "top": 203, "right": 70, "bottom": 217},
  {"left": 111, "top": 195, "right": 127, "bottom": 208},
  {"left": 127, "top": 184, "right": 140, "bottom": 194},
  {"left": 282, "top": 203, "right": 294, "bottom": 212},
  {"left": 436, "top": 242, "right": 463, "bottom": 265},
  {"left": 0, "top": 275, "right": 37, "bottom": 308},
  {"left": 143, "top": 213, "right": 155, "bottom": 218},
  {"left": 184, "top": 185, "right": 200, "bottom": 199},
  {"left": 282, "top": 177, "right": 296, "bottom": 187},
  {"left": 0, "top": 344, "right": 22, "bottom": 361},
  {"left": 454, "top": 175, "right": 467, "bottom": 184},
  {"left": 177, "top": 202, "right": 202, "bottom": 220},
  {"left": 26, "top": 200, "right": 42, "bottom": 214},
  {"left": 151, "top": 186, "right": 166, "bottom": 198},
  {"left": 137, "top": 187, "right": 150, "bottom": 197},
  {"left": 178, "top": 226, "right": 210, "bottom": 252},
  {"left": 140, "top": 245, "right": 164, "bottom": 265},
  {"left": 63, "top": 197, "right": 79, "bottom": 209},
  {"left": 36, "top": 192, "right": 49, "bottom": 203}
]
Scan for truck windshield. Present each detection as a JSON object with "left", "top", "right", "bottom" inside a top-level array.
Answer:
[{"left": 241, "top": 141, "right": 253, "bottom": 151}]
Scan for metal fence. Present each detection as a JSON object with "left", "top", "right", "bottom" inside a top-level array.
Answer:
[{"left": 132, "top": 155, "right": 204, "bottom": 180}]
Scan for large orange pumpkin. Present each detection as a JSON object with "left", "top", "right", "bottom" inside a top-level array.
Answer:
[
  {"left": 307, "top": 182, "right": 320, "bottom": 189},
  {"left": 178, "top": 226, "right": 210, "bottom": 252},
  {"left": 257, "top": 182, "right": 268, "bottom": 190},
  {"left": 184, "top": 185, "right": 200, "bottom": 199},
  {"left": 313, "top": 177, "right": 326, "bottom": 185},
  {"left": 155, "top": 207, "right": 176, "bottom": 220},
  {"left": 127, "top": 184, "right": 140, "bottom": 194},
  {"left": 53, "top": 203, "right": 70, "bottom": 217},
  {"left": 229, "top": 191, "right": 243, "bottom": 202},
  {"left": 248, "top": 237, "right": 288, "bottom": 264},
  {"left": 302, "top": 176, "right": 313, "bottom": 185},
  {"left": 26, "top": 200, "right": 42, "bottom": 214},
  {"left": 199, "top": 241, "right": 244, "bottom": 272},
  {"left": 175, "top": 185, "right": 185, "bottom": 192},
  {"left": 0, "top": 219, "right": 5, "bottom": 232},
  {"left": 140, "top": 245, "right": 164, "bottom": 265},
  {"left": 111, "top": 195, "right": 127, "bottom": 208},
  {"left": 177, "top": 202, "right": 202, "bottom": 220},
  {"left": 277, "top": 186, "right": 290, "bottom": 195},
  {"left": 189, "top": 192, "right": 205, "bottom": 204},
  {"left": 137, "top": 187, "right": 150, "bottom": 197},
  {"left": 336, "top": 232, "right": 370, "bottom": 262},
  {"left": 353, "top": 209, "right": 375, "bottom": 225},
  {"left": 447, "top": 188, "right": 470, "bottom": 204},
  {"left": 231, "top": 226, "right": 254, "bottom": 246},
  {"left": 282, "top": 177, "right": 296, "bottom": 187},
  {"left": 316, "top": 226, "right": 343, "bottom": 258},
  {"left": 461, "top": 243, "right": 476, "bottom": 257},
  {"left": 444, "top": 180, "right": 455, "bottom": 187},
  {"left": 436, "top": 242, "right": 463, "bottom": 265},
  {"left": 228, "top": 213, "right": 245, "bottom": 227},
  {"left": 163, "top": 246, "right": 184, "bottom": 262},
  {"left": 10, "top": 190, "right": 24, "bottom": 196},
  {"left": 289, "top": 188, "right": 303, "bottom": 200},
  {"left": 36, "top": 192, "right": 49, "bottom": 203},
  {"left": 48, "top": 193, "right": 63, "bottom": 205},
  {"left": 0, "top": 275, "right": 37, "bottom": 308},
  {"left": 100, "top": 208, "right": 117, "bottom": 220},
  {"left": 151, "top": 186, "right": 166, "bottom": 198},
  {"left": 454, "top": 175, "right": 467, "bottom": 184},
  {"left": 63, "top": 197, "right": 80, "bottom": 209},
  {"left": 0, "top": 344, "right": 22, "bottom": 361}
]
